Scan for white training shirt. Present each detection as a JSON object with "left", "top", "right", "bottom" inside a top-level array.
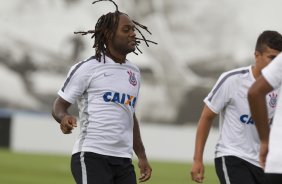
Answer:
[
  {"left": 58, "top": 55, "right": 141, "bottom": 158},
  {"left": 262, "top": 53, "right": 282, "bottom": 173},
  {"left": 204, "top": 65, "right": 278, "bottom": 167}
]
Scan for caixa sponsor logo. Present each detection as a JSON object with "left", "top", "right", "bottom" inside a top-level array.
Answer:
[
  {"left": 240, "top": 114, "right": 255, "bottom": 124},
  {"left": 103, "top": 91, "right": 137, "bottom": 108}
]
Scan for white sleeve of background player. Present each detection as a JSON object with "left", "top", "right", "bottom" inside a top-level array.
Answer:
[
  {"left": 262, "top": 53, "right": 282, "bottom": 90},
  {"left": 268, "top": 88, "right": 280, "bottom": 119},
  {"left": 58, "top": 62, "right": 94, "bottom": 104},
  {"left": 204, "top": 72, "right": 233, "bottom": 114}
]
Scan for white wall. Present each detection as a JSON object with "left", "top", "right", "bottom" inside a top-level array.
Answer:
[
  {"left": 11, "top": 112, "right": 78, "bottom": 155},
  {"left": 11, "top": 113, "right": 219, "bottom": 163}
]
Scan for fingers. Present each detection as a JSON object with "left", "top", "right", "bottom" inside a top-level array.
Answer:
[
  {"left": 190, "top": 164, "right": 204, "bottom": 183},
  {"left": 139, "top": 167, "right": 152, "bottom": 182},
  {"left": 60, "top": 123, "right": 73, "bottom": 134},
  {"left": 191, "top": 171, "right": 204, "bottom": 183},
  {"left": 60, "top": 115, "right": 77, "bottom": 134},
  {"left": 259, "top": 160, "right": 266, "bottom": 169},
  {"left": 69, "top": 116, "right": 77, "bottom": 127},
  {"left": 259, "top": 143, "right": 268, "bottom": 169},
  {"left": 138, "top": 159, "right": 152, "bottom": 182},
  {"left": 259, "top": 155, "right": 266, "bottom": 169}
]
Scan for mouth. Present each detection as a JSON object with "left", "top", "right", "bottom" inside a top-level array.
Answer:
[{"left": 128, "top": 40, "right": 136, "bottom": 47}]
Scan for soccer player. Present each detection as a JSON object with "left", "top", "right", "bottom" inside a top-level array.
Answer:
[
  {"left": 248, "top": 53, "right": 282, "bottom": 184},
  {"left": 190, "top": 30, "right": 282, "bottom": 184},
  {"left": 51, "top": 0, "right": 156, "bottom": 183}
]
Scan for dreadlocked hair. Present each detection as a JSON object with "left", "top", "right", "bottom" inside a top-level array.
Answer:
[{"left": 74, "top": 0, "right": 157, "bottom": 63}]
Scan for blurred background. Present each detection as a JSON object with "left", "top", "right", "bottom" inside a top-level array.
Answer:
[{"left": 0, "top": 1, "right": 282, "bottom": 183}]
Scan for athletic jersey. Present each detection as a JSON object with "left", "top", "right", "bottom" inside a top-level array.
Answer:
[
  {"left": 262, "top": 53, "right": 282, "bottom": 173},
  {"left": 58, "top": 55, "right": 141, "bottom": 158},
  {"left": 204, "top": 65, "right": 278, "bottom": 167}
]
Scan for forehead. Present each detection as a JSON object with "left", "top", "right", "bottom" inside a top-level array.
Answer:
[
  {"left": 262, "top": 46, "right": 280, "bottom": 56},
  {"left": 118, "top": 14, "right": 134, "bottom": 27}
]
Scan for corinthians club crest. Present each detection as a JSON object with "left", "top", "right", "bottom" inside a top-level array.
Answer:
[
  {"left": 269, "top": 92, "right": 278, "bottom": 108},
  {"left": 127, "top": 70, "right": 137, "bottom": 86}
]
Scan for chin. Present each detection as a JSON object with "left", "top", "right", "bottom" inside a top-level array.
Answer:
[{"left": 125, "top": 47, "right": 136, "bottom": 54}]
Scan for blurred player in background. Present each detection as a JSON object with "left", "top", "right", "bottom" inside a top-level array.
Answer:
[
  {"left": 52, "top": 0, "right": 157, "bottom": 183},
  {"left": 190, "top": 30, "right": 282, "bottom": 184},
  {"left": 248, "top": 53, "right": 282, "bottom": 184}
]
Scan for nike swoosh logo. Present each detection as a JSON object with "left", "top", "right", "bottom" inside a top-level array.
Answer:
[{"left": 104, "top": 73, "right": 113, "bottom": 77}]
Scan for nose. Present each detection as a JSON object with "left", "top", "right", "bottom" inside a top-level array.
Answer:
[{"left": 130, "top": 29, "right": 136, "bottom": 37}]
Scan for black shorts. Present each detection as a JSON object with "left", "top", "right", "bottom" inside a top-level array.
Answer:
[
  {"left": 215, "top": 156, "right": 266, "bottom": 184},
  {"left": 71, "top": 152, "right": 136, "bottom": 184},
  {"left": 265, "top": 173, "right": 282, "bottom": 184}
]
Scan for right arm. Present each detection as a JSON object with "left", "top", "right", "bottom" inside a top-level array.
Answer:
[
  {"left": 190, "top": 105, "right": 217, "bottom": 183},
  {"left": 248, "top": 76, "right": 273, "bottom": 168},
  {"left": 52, "top": 97, "right": 77, "bottom": 134}
]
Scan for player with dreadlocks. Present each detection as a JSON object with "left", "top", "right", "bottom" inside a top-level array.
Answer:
[
  {"left": 52, "top": 0, "right": 156, "bottom": 183},
  {"left": 74, "top": 0, "right": 157, "bottom": 63}
]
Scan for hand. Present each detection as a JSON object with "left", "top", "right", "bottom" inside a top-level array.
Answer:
[
  {"left": 190, "top": 160, "right": 204, "bottom": 183},
  {"left": 259, "top": 142, "right": 269, "bottom": 169},
  {"left": 138, "top": 158, "right": 152, "bottom": 182},
  {"left": 60, "top": 115, "right": 77, "bottom": 134}
]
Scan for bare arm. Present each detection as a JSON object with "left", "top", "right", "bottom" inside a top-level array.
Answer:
[
  {"left": 52, "top": 97, "right": 77, "bottom": 134},
  {"left": 52, "top": 97, "right": 71, "bottom": 123},
  {"left": 191, "top": 105, "right": 217, "bottom": 183},
  {"left": 248, "top": 75, "right": 273, "bottom": 167},
  {"left": 248, "top": 76, "right": 273, "bottom": 144},
  {"left": 133, "top": 113, "right": 151, "bottom": 182}
]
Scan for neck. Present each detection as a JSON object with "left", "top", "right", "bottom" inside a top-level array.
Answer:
[{"left": 106, "top": 50, "right": 126, "bottom": 64}]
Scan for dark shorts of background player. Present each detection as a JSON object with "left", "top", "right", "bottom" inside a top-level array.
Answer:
[
  {"left": 215, "top": 156, "right": 266, "bottom": 184},
  {"left": 265, "top": 173, "right": 282, "bottom": 184},
  {"left": 71, "top": 152, "right": 137, "bottom": 184}
]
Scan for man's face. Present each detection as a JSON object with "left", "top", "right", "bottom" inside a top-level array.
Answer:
[
  {"left": 111, "top": 14, "right": 136, "bottom": 55},
  {"left": 255, "top": 46, "right": 280, "bottom": 69}
]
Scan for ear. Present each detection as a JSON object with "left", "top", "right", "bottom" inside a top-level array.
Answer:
[
  {"left": 254, "top": 51, "right": 260, "bottom": 59},
  {"left": 110, "top": 31, "right": 116, "bottom": 40}
]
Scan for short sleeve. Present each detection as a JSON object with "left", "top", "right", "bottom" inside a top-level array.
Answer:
[
  {"left": 58, "top": 61, "right": 95, "bottom": 104},
  {"left": 204, "top": 72, "right": 233, "bottom": 114},
  {"left": 262, "top": 53, "right": 282, "bottom": 90}
]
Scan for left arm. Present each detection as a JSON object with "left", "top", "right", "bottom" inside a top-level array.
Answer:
[{"left": 133, "top": 113, "right": 152, "bottom": 182}]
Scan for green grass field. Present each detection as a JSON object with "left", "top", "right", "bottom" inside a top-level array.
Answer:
[{"left": 0, "top": 149, "right": 219, "bottom": 184}]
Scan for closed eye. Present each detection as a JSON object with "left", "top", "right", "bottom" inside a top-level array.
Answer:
[
  {"left": 269, "top": 55, "right": 277, "bottom": 60},
  {"left": 123, "top": 25, "right": 135, "bottom": 32}
]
